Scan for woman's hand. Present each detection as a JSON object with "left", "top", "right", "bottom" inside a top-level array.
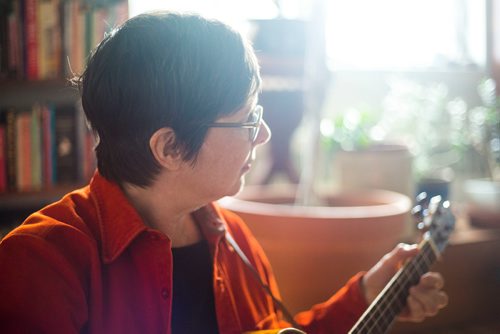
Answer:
[{"left": 362, "top": 243, "right": 449, "bottom": 322}]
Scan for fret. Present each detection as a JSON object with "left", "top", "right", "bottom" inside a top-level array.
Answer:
[
  {"left": 350, "top": 197, "right": 454, "bottom": 334},
  {"left": 350, "top": 240, "right": 439, "bottom": 334}
]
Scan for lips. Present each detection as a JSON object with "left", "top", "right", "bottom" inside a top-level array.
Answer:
[{"left": 242, "top": 161, "right": 253, "bottom": 172}]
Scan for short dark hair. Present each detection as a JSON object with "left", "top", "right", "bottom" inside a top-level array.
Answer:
[{"left": 75, "top": 11, "right": 261, "bottom": 187}]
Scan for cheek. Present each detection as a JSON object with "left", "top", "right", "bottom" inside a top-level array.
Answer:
[{"left": 198, "top": 140, "right": 249, "bottom": 177}]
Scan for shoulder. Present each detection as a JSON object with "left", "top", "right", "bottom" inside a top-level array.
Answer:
[
  {"left": 214, "top": 203, "right": 272, "bottom": 265},
  {"left": 216, "top": 204, "right": 255, "bottom": 240},
  {"left": 1, "top": 186, "right": 99, "bottom": 268}
]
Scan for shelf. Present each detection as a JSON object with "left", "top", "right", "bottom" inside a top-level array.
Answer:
[
  {"left": 0, "top": 184, "right": 84, "bottom": 211},
  {"left": 0, "top": 79, "right": 80, "bottom": 109}
]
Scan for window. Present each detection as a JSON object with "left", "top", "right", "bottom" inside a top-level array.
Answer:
[
  {"left": 325, "top": 0, "right": 487, "bottom": 70},
  {"left": 128, "top": 0, "right": 487, "bottom": 71}
]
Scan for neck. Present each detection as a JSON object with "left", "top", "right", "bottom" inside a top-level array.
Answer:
[{"left": 121, "top": 179, "right": 204, "bottom": 248}]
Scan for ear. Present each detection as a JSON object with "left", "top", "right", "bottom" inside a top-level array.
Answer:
[{"left": 149, "top": 127, "right": 183, "bottom": 171}]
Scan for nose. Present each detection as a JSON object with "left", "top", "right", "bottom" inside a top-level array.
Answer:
[{"left": 254, "top": 119, "right": 271, "bottom": 147}]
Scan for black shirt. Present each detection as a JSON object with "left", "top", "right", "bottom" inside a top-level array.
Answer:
[{"left": 171, "top": 240, "right": 219, "bottom": 334}]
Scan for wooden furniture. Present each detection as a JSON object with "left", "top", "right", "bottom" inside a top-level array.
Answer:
[
  {"left": 391, "top": 210, "right": 500, "bottom": 333},
  {"left": 0, "top": 0, "right": 128, "bottom": 227}
]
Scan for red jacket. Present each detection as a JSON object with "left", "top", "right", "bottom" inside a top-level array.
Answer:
[{"left": 0, "top": 172, "right": 367, "bottom": 334}]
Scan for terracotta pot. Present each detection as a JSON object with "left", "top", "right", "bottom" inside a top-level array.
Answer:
[{"left": 219, "top": 186, "right": 412, "bottom": 314}]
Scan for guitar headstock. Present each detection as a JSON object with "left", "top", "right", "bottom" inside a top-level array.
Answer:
[{"left": 411, "top": 192, "right": 456, "bottom": 253}]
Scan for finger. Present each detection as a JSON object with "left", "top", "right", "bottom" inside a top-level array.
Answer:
[
  {"left": 409, "top": 285, "right": 448, "bottom": 316},
  {"left": 420, "top": 272, "right": 445, "bottom": 290},
  {"left": 404, "top": 294, "right": 426, "bottom": 322}
]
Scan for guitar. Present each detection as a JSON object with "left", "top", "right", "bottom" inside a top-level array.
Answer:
[
  {"left": 245, "top": 193, "right": 455, "bottom": 334},
  {"left": 348, "top": 194, "right": 455, "bottom": 334}
]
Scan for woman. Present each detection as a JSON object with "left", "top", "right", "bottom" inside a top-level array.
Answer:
[{"left": 0, "top": 11, "right": 447, "bottom": 334}]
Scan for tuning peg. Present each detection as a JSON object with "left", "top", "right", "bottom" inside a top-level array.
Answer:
[
  {"left": 415, "top": 192, "right": 428, "bottom": 206},
  {"left": 411, "top": 204, "right": 425, "bottom": 221}
]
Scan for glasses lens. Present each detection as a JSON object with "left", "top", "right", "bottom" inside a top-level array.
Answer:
[
  {"left": 250, "top": 106, "right": 263, "bottom": 142},
  {"left": 250, "top": 127, "right": 257, "bottom": 142}
]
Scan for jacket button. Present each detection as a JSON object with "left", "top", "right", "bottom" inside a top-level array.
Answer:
[{"left": 161, "top": 288, "right": 169, "bottom": 300}]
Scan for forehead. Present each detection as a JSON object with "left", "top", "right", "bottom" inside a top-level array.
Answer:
[{"left": 219, "top": 96, "right": 258, "bottom": 120}]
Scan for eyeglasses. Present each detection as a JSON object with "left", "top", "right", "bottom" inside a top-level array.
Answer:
[{"left": 207, "top": 105, "right": 263, "bottom": 142}]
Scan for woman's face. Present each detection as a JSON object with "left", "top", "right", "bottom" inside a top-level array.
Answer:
[{"left": 180, "top": 98, "right": 271, "bottom": 202}]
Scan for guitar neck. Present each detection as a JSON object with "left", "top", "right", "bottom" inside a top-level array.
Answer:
[{"left": 349, "top": 240, "right": 437, "bottom": 334}]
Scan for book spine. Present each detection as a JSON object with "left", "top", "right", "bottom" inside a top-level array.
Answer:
[
  {"left": 24, "top": 0, "right": 38, "bottom": 80},
  {"left": 0, "top": 1, "right": 8, "bottom": 79},
  {"left": 22, "top": 112, "right": 32, "bottom": 191},
  {"left": 70, "top": 0, "right": 85, "bottom": 75},
  {"left": 31, "top": 104, "right": 42, "bottom": 190},
  {"left": 36, "top": 0, "right": 61, "bottom": 79},
  {"left": 49, "top": 0, "right": 62, "bottom": 78},
  {"left": 15, "top": 112, "right": 31, "bottom": 191},
  {"left": 54, "top": 105, "right": 77, "bottom": 184},
  {"left": 41, "top": 103, "right": 55, "bottom": 187},
  {"left": 36, "top": 0, "right": 49, "bottom": 79},
  {"left": 7, "top": 0, "right": 23, "bottom": 79},
  {"left": 0, "top": 125, "right": 7, "bottom": 192},
  {"left": 5, "top": 109, "right": 17, "bottom": 191}
]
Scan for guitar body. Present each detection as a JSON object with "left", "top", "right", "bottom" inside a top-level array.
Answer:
[{"left": 244, "top": 328, "right": 306, "bottom": 334}]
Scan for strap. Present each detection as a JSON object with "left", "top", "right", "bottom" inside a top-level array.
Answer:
[{"left": 225, "top": 232, "right": 303, "bottom": 330}]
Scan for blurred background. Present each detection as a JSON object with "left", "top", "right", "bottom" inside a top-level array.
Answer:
[
  {"left": 1, "top": 0, "right": 499, "bottom": 332},
  {"left": 128, "top": 0, "right": 499, "bottom": 207}
]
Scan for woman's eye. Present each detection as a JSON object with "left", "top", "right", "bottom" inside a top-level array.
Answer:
[{"left": 247, "top": 112, "right": 257, "bottom": 123}]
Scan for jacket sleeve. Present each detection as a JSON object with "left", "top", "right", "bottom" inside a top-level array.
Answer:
[
  {"left": 0, "top": 230, "right": 89, "bottom": 333},
  {"left": 294, "top": 272, "right": 368, "bottom": 334},
  {"left": 218, "top": 206, "right": 368, "bottom": 334}
]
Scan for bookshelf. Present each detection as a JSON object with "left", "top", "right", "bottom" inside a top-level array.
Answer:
[{"left": 0, "top": 0, "right": 129, "bottom": 227}]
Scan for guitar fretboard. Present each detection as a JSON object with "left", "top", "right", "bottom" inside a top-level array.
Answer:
[{"left": 349, "top": 240, "right": 437, "bottom": 334}]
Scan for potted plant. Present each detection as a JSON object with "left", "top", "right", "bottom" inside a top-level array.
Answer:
[
  {"left": 462, "top": 78, "right": 500, "bottom": 227},
  {"left": 319, "top": 106, "right": 414, "bottom": 200},
  {"left": 320, "top": 78, "right": 476, "bottom": 201}
]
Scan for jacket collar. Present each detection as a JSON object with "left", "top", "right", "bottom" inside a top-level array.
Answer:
[
  {"left": 89, "top": 172, "right": 148, "bottom": 264},
  {"left": 89, "top": 172, "right": 227, "bottom": 264}
]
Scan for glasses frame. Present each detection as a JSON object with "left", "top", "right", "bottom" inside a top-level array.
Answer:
[{"left": 207, "top": 105, "right": 263, "bottom": 142}]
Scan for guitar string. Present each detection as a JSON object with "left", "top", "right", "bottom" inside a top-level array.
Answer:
[
  {"left": 360, "top": 245, "right": 433, "bottom": 333},
  {"left": 351, "top": 206, "right": 454, "bottom": 334},
  {"left": 356, "top": 242, "right": 436, "bottom": 333},
  {"left": 363, "top": 243, "right": 436, "bottom": 332}
]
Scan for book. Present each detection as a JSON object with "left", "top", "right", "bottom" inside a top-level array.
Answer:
[
  {"left": 54, "top": 104, "right": 78, "bottom": 184},
  {"left": 23, "top": 0, "right": 38, "bottom": 80},
  {"left": 37, "top": 0, "right": 62, "bottom": 79},
  {"left": 7, "top": 0, "right": 24, "bottom": 79},
  {"left": 70, "top": 0, "right": 85, "bottom": 75},
  {"left": 0, "top": 124, "right": 6, "bottom": 192},
  {"left": 0, "top": 0, "right": 8, "bottom": 79},
  {"left": 15, "top": 111, "right": 32, "bottom": 191},
  {"left": 41, "top": 103, "right": 55, "bottom": 187},
  {"left": 5, "top": 108, "right": 17, "bottom": 191},
  {"left": 75, "top": 99, "right": 96, "bottom": 181},
  {"left": 31, "top": 104, "right": 42, "bottom": 190}
]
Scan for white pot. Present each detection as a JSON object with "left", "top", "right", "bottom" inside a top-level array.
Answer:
[
  {"left": 333, "top": 144, "right": 414, "bottom": 199},
  {"left": 463, "top": 178, "right": 500, "bottom": 228}
]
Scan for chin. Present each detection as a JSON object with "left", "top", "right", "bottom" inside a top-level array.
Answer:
[{"left": 225, "top": 176, "right": 246, "bottom": 198}]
